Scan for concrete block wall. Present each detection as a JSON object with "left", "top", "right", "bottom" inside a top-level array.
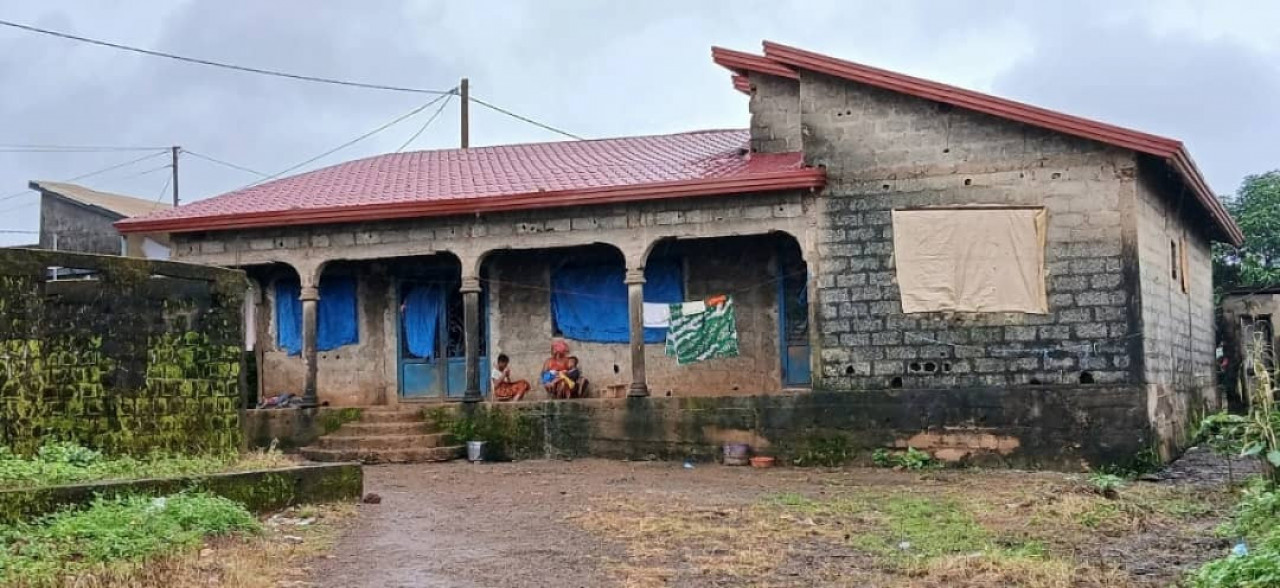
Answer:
[
  {"left": 487, "top": 236, "right": 786, "bottom": 399},
  {"left": 749, "top": 73, "right": 802, "bottom": 153},
  {"left": 175, "top": 192, "right": 816, "bottom": 405},
  {"left": 1135, "top": 164, "right": 1218, "bottom": 454},
  {"left": 255, "top": 268, "right": 393, "bottom": 406},
  {"left": 789, "top": 72, "right": 1141, "bottom": 390},
  {"left": 39, "top": 195, "right": 124, "bottom": 255}
]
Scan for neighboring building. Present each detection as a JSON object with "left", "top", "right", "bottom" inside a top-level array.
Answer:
[
  {"left": 30, "top": 180, "right": 172, "bottom": 259},
  {"left": 1219, "top": 286, "right": 1280, "bottom": 410},
  {"left": 118, "top": 41, "right": 1243, "bottom": 465}
]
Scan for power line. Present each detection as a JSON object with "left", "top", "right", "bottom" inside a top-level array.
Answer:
[
  {"left": 397, "top": 94, "right": 453, "bottom": 152},
  {"left": 184, "top": 150, "right": 267, "bottom": 177},
  {"left": 152, "top": 173, "right": 174, "bottom": 206},
  {"left": 241, "top": 91, "right": 456, "bottom": 190},
  {"left": 469, "top": 95, "right": 583, "bottom": 140},
  {"left": 115, "top": 163, "right": 172, "bottom": 181},
  {"left": 0, "top": 19, "right": 453, "bottom": 96}
]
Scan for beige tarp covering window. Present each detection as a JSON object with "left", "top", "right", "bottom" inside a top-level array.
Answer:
[{"left": 892, "top": 208, "right": 1048, "bottom": 314}]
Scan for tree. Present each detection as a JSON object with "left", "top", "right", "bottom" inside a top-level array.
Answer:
[{"left": 1214, "top": 171, "right": 1280, "bottom": 294}]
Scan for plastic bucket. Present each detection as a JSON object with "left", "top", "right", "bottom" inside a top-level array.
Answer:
[
  {"left": 723, "top": 443, "right": 750, "bottom": 466},
  {"left": 466, "top": 441, "right": 485, "bottom": 462}
]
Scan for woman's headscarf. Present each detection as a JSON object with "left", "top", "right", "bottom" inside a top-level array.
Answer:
[{"left": 551, "top": 339, "right": 570, "bottom": 356}]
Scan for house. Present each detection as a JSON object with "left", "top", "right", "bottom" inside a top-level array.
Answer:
[
  {"left": 1218, "top": 286, "right": 1280, "bottom": 411},
  {"left": 116, "top": 41, "right": 1243, "bottom": 466},
  {"left": 30, "top": 180, "right": 172, "bottom": 259}
]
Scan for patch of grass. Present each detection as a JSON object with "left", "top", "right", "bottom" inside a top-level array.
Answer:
[
  {"left": 792, "top": 434, "right": 855, "bottom": 467},
  {"left": 848, "top": 496, "right": 992, "bottom": 560},
  {"left": 1087, "top": 472, "right": 1126, "bottom": 497},
  {"left": 0, "top": 493, "right": 259, "bottom": 586},
  {"left": 0, "top": 442, "right": 298, "bottom": 490},
  {"left": 319, "top": 407, "right": 363, "bottom": 434}
]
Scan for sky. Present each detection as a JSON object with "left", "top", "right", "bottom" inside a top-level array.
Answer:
[{"left": 0, "top": 0, "right": 1277, "bottom": 245}]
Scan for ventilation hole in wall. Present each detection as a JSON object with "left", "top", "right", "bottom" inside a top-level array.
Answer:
[
  {"left": 1029, "top": 377, "right": 1042, "bottom": 385},
  {"left": 890, "top": 376, "right": 904, "bottom": 388},
  {"left": 942, "top": 148, "right": 950, "bottom": 153},
  {"left": 1079, "top": 371, "right": 1095, "bottom": 384},
  {"left": 845, "top": 365, "right": 856, "bottom": 376},
  {"left": 845, "top": 110, "right": 853, "bottom": 116},
  {"left": 665, "top": 390, "right": 672, "bottom": 397},
  {"left": 1051, "top": 172, "right": 1062, "bottom": 180},
  {"left": 923, "top": 362, "right": 937, "bottom": 373},
  {"left": 909, "top": 362, "right": 922, "bottom": 372},
  {"left": 882, "top": 184, "right": 891, "bottom": 191},
  {"left": 942, "top": 362, "right": 952, "bottom": 372},
  {"left": 613, "top": 364, "right": 620, "bottom": 374},
  {"left": 963, "top": 178, "right": 972, "bottom": 186},
  {"left": 835, "top": 111, "right": 843, "bottom": 117},
  {"left": 732, "top": 385, "right": 740, "bottom": 391}
]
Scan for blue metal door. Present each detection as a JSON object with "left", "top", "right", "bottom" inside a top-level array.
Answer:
[
  {"left": 779, "top": 245, "right": 812, "bottom": 387},
  {"left": 398, "top": 279, "right": 489, "bottom": 399}
]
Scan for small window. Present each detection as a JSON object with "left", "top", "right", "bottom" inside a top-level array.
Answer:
[
  {"left": 1180, "top": 236, "right": 1190, "bottom": 293},
  {"left": 891, "top": 208, "right": 1047, "bottom": 313}
]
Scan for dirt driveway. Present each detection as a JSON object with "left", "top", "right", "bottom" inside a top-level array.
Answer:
[{"left": 310, "top": 458, "right": 1236, "bottom": 588}]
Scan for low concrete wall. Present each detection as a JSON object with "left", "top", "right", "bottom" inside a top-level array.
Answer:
[
  {"left": 242, "top": 407, "right": 364, "bottom": 451},
  {"left": 489, "top": 386, "right": 1153, "bottom": 470},
  {"left": 0, "top": 463, "right": 362, "bottom": 524}
]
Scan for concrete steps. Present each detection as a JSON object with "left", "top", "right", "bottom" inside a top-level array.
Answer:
[
  {"left": 301, "top": 407, "right": 463, "bottom": 464},
  {"left": 300, "top": 445, "right": 463, "bottom": 464}
]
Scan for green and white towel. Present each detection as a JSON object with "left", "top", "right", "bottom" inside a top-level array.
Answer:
[{"left": 665, "top": 296, "right": 740, "bottom": 365}]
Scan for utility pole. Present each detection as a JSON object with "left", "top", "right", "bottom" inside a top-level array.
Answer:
[
  {"left": 171, "top": 146, "right": 180, "bottom": 207},
  {"left": 460, "top": 78, "right": 469, "bottom": 149}
]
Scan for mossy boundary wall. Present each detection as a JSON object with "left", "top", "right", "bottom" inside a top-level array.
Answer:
[
  {"left": 0, "top": 249, "right": 246, "bottom": 455},
  {"left": 479, "top": 387, "right": 1152, "bottom": 470},
  {"left": 0, "top": 463, "right": 362, "bottom": 524}
]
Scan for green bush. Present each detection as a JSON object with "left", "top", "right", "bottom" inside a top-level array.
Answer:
[
  {"left": 870, "top": 447, "right": 937, "bottom": 470},
  {"left": 0, "top": 493, "right": 259, "bottom": 585},
  {"left": 1188, "top": 480, "right": 1280, "bottom": 587}
]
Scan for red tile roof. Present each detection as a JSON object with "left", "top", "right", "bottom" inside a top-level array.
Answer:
[
  {"left": 117, "top": 129, "right": 824, "bottom": 233},
  {"left": 714, "top": 41, "right": 1244, "bottom": 246}
]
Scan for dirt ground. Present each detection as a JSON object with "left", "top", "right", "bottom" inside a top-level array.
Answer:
[{"left": 306, "top": 455, "right": 1240, "bottom": 588}]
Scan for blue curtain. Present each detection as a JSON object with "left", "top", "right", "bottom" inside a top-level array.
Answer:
[
  {"left": 276, "top": 281, "right": 302, "bottom": 355},
  {"left": 402, "top": 284, "right": 443, "bottom": 359},
  {"left": 317, "top": 276, "right": 359, "bottom": 351},
  {"left": 551, "top": 258, "right": 682, "bottom": 344},
  {"left": 274, "top": 276, "right": 359, "bottom": 355}
]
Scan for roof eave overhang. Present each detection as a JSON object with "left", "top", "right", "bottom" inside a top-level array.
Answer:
[
  {"left": 115, "top": 169, "right": 826, "bottom": 235},
  {"left": 711, "top": 46, "right": 798, "bottom": 79}
]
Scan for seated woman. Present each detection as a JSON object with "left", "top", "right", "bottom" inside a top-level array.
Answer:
[
  {"left": 491, "top": 353, "right": 530, "bottom": 402},
  {"left": 542, "top": 340, "right": 585, "bottom": 399}
]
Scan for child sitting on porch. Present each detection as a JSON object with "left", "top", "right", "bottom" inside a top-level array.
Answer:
[
  {"left": 491, "top": 354, "right": 531, "bottom": 402},
  {"left": 554, "top": 356, "right": 582, "bottom": 395}
]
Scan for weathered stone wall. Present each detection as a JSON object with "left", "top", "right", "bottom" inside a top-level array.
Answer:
[
  {"left": 0, "top": 249, "right": 245, "bottom": 455},
  {"left": 488, "top": 387, "right": 1152, "bottom": 470},
  {"left": 488, "top": 235, "right": 787, "bottom": 398},
  {"left": 791, "top": 71, "right": 1141, "bottom": 390},
  {"left": 1135, "top": 163, "right": 1218, "bottom": 455},
  {"left": 38, "top": 195, "right": 123, "bottom": 255}
]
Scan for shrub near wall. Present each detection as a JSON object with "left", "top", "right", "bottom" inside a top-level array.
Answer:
[{"left": 0, "top": 250, "right": 246, "bottom": 456}]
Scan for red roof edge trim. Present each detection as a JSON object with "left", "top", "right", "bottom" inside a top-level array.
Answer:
[
  {"left": 731, "top": 74, "right": 751, "bottom": 95},
  {"left": 1169, "top": 148, "right": 1244, "bottom": 246},
  {"left": 761, "top": 41, "right": 1181, "bottom": 155},
  {"left": 759, "top": 40, "right": 1244, "bottom": 246},
  {"left": 711, "top": 46, "right": 798, "bottom": 80},
  {"left": 115, "top": 169, "right": 826, "bottom": 235}
]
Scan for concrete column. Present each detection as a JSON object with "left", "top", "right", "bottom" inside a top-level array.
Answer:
[
  {"left": 625, "top": 268, "right": 649, "bottom": 397},
  {"left": 300, "top": 283, "right": 320, "bottom": 408},
  {"left": 461, "top": 275, "right": 483, "bottom": 403}
]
